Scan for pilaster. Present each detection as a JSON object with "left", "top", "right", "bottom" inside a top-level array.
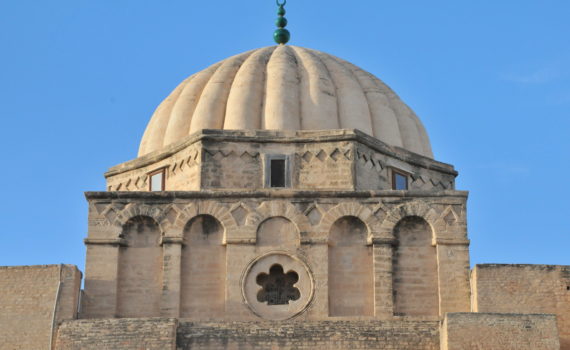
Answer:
[
  {"left": 81, "top": 240, "right": 122, "bottom": 318},
  {"left": 372, "top": 239, "right": 394, "bottom": 318},
  {"left": 160, "top": 233, "right": 183, "bottom": 317}
]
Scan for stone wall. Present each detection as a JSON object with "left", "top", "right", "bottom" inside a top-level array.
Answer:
[
  {"left": 0, "top": 264, "right": 81, "bottom": 350},
  {"left": 177, "top": 320, "right": 440, "bottom": 350},
  {"left": 82, "top": 190, "right": 471, "bottom": 321},
  {"left": 105, "top": 130, "right": 457, "bottom": 192},
  {"left": 55, "top": 318, "right": 177, "bottom": 350},
  {"left": 354, "top": 141, "right": 454, "bottom": 191},
  {"left": 471, "top": 264, "right": 570, "bottom": 349},
  {"left": 441, "top": 312, "right": 560, "bottom": 350}
]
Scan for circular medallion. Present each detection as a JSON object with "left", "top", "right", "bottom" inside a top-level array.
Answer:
[{"left": 241, "top": 251, "right": 314, "bottom": 320}]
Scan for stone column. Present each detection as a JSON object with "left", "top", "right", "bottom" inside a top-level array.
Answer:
[
  {"left": 372, "top": 238, "right": 395, "bottom": 318},
  {"left": 160, "top": 234, "right": 183, "bottom": 317}
]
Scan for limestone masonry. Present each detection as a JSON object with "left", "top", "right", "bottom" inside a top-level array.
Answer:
[{"left": 0, "top": 45, "right": 567, "bottom": 350}]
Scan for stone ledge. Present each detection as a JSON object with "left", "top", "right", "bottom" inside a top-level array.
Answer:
[
  {"left": 434, "top": 238, "right": 470, "bottom": 246},
  {"left": 84, "top": 238, "right": 126, "bottom": 246},
  {"left": 85, "top": 189, "right": 469, "bottom": 201},
  {"left": 475, "top": 263, "right": 570, "bottom": 270}
]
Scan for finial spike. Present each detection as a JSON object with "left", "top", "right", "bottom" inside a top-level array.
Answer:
[{"left": 274, "top": 0, "right": 290, "bottom": 45}]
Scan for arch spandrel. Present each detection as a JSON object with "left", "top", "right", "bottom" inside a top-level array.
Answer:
[
  {"left": 105, "top": 203, "right": 168, "bottom": 238},
  {"left": 378, "top": 200, "right": 439, "bottom": 243},
  {"left": 175, "top": 202, "right": 238, "bottom": 244},
  {"left": 319, "top": 202, "right": 380, "bottom": 244},
  {"left": 245, "top": 201, "right": 312, "bottom": 244}
]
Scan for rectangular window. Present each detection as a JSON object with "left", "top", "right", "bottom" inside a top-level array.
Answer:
[
  {"left": 392, "top": 170, "right": 408, "bottom": 190},
  {"left": 149, "top": 168, "right": 165, "bottom": 191},
  {"left": 264, "top": 155, "right": 290, "bottom": 188},
  {"left": 270, "top": 159, "right": 286, "bottom": 188}
]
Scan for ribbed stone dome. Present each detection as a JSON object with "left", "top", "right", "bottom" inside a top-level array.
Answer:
[{"left": 139, "top": 45, "right": 433, "bottom": 158}]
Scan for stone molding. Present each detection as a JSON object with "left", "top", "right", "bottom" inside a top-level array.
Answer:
[
  {"left": 83, "top": 238, "right": 126, "bottom": 246},
  {"left": 87, "top": 193, "right": 469, "bottom": 247},
  {"left": 86, "top": 189, "right": 468, "bottom": 200}
]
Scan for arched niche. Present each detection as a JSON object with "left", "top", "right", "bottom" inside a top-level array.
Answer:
[
  {"left": 256, "top": 216, "right": 300, "bottom": 250},
  {"left": 117, "top": 216, "right": 163, "bottom": 318},
  {"left": 392, "top": 216, "right": 438, "bottom": 316},
  {"left": 328, "top": 216, "right": 373, "bottom": 317},
  {"left": 180, "top": 215, "right": 225, "bottom": 319}
]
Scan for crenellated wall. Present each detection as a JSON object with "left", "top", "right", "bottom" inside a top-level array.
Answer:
[{"left": 81, "top": 190, "right": 471, "bottom": 321}]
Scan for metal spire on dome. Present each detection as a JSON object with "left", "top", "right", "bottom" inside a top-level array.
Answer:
[{"left": 273, "top": 0, "right": 290, "bottom": 45}]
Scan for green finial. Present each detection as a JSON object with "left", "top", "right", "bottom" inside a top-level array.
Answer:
[{"left": 274, "top": 0, "right": 290, "bottom": 45}]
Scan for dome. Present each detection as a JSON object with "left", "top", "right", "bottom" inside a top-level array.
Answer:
[{"left": 139, "top": 45, "right": 433, "bottom": 158}]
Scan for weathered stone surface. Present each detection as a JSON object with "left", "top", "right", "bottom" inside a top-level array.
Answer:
[
  {"left": 55, "top": 318, "right": 177, "bottom": 350},
  {"left": 472, "top": 264, "right": 570, "bottom": 350},
  {"left": 0, "top": 265, "right": 81, "bottom": 350},
  {"left": 81, "top": 191, "right": 471, "bottom": 321},
  {"left": 177, "top": 320, "right": 440, "bottom": 350},
  {"left": 106, "top": 130, "right": 457, "bottom": 193},
  {"left": 441, "top": 313, "right": 560, "bottom": 350}
]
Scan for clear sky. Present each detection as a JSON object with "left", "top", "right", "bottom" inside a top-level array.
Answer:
[{"left": 0, "top": 1, "right": 568, "bottom": 272}]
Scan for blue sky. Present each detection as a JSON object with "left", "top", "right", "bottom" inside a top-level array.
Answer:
[{"left": 0, "top": 1, "right": 568, "bottom": 271}]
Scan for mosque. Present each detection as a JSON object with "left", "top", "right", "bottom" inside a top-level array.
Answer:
[{"left": 0, "top": 2, "right": 568, "bottom": 349}]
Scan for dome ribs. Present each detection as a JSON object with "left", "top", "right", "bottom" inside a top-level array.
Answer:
[
  {"left": 138, "top": 46, "right": 434, "bottom": 158},
  {"left": 309, "top": 50, "right": 373, "bottom": 135},
  {"left": 162, "top": 64, "right": 220, "bottom": 148},
  {"left": 189, "top": 51, "right": 254, "bottom": 134},
  {"left": 347, "top": 60, "right": 431, "bottom": 157},
  {"left": 338, "top": 58, "right": 404, "bottom": 148},
  {"left": 290, "top": 46, "right": 339, "bottom": 130},
  {"left": 416, "top": 117, "right": 434, "bottom": 158},
  {"left": 390, "top": 99, "right": 425, "bottom": 155},
  {"left": 264, "top": 45, "right": 301, "bottom": 130},
  {"left": 224, "top": 47, "right": 275, "bottom": 130},
  {"left": 139, "top": 77, "right": 189, "bottom": 156}
]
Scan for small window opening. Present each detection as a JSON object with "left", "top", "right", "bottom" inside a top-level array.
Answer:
[
  {"left": 270, "top": 159, "right": 286, "bottom": 188},
  {"left": 392, "top": 170, "right": 408, "bottom": 190},
  {"left": 567, "top": 286, "right": 569, "bottom": 291},
  {"left": 149, "top": 169, "right": 165, "bottom": 192},
  {"left": 256, "top": 264, "right": 300, "bottom": 305}
]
